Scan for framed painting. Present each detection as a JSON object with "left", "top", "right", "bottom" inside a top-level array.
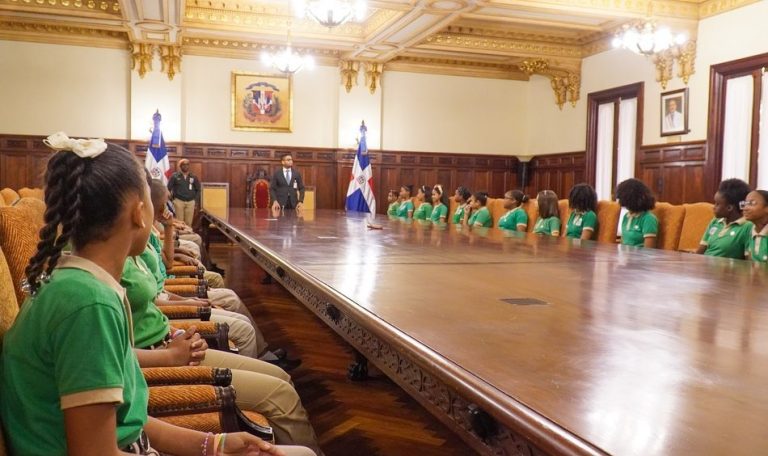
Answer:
[
  {"left": 660, "top": 88, "right": 689, "bottom": 136},
  {"left": 231, "top": 71, "right": 292, "bottom": 132}
]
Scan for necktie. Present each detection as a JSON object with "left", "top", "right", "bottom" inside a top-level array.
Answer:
[{"left": 285, "top": 170, "right": 291, "bottom": 184}]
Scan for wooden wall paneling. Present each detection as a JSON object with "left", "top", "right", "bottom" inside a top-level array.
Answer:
[
  {"left": 473, "top": 170, "right": 491, "bottom": 194},
  {"left": 203, "top": 161, "right": 230, "bottom": 184},
  {"left": 26, "top": 153, "right": 49, "bottom": 188},
  {"left": 637, "top": 141, "right": 708, "bottom": 204},
  {"left": 417, "top": 168, "right": 437, "bottom": 190},
  {"left": 313, "top": 164, "right": 337, "bottom": 211},
  {"left": 1, "top": 154, "right": 29, "bottom": 191},
  {"left": 229, "top": 162, "right": 250, "bottom": 208},
  {"left": 436, "top": 169, "right": 453, "bottom": 192}
]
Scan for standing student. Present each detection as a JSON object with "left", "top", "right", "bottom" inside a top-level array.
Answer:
[
  {"left": 497, "top": 190, "right": 528, "bottom": 232},
  {"left": 467, "top": 192, "right": 492, "bottom": 228},
  {"left": 412, "top": 185, "right": 433, "bottom": 220},
  {"left": 167, "top": 158, "right": 200, "bottom": 226},
  {"left": 532, "top": 190, "right": 561, "bottom": 236},
  {"left": 430, "top": 184, "right": 449, "bottom": 223},
  {"left": 616, "top": 178, "right": 658, "bottom": 248},
  {"left": 0, "top": 132, "right": 296, "bottom": 456},
  {"left": 452, "top": 186, "right": 472, "bottom": 224},
  {"left": 386, "top": 190, "right": 400, "bottom": 216},
  {"left": 395, "top": 185, "right": 415, "bottom": 218},
  {"left": 565, "top": 184, "right": 598, "bottom": 240},
  {"left": 741, "top": 190, "right": 768, "bottom": 263},
  {"left": 270, "top": 153, "right": 305, "bottom": 211},
  {"left": 695, "top": 179, "right": 753, "bottom": 259}
]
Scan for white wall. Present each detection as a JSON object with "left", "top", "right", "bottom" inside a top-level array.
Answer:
[
  {"left": 381, "top": 71, "right": 528, "bottom": 155},
  {"left": 0, "top": 41, "right": 130, "bottom": 139},
  {"left": 182, "top": 55, "right": 339, "bottom": 148},
  {"left": 130, "top": 53, "right": 183, "bottom": 142}
]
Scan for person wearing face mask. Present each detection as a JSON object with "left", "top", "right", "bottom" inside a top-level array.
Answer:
[{"left": 167, "top": 158, "right": 200, "bottom": 227}]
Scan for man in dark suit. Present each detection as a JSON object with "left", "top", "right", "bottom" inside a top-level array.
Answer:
[{"left": 270, "top": 152, "right": 305, "bottom": 210}]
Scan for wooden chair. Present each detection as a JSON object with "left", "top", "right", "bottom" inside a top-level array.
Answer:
[
  {"left": 488, "top": 198, "right": 506, "bottom": 225},
  {"left": 652, "top": 202, "right": 686, "bottom": 251},
  {"left": 0, "top": 245, "right": 273, "bottom": 443},
  {"left": 595, "top": 201, "right": 621, "bottom": 244},
  {"left": 678, "top": 202, "right": 714, "bottom": 252},
  {"left": 0, "top": 188, "right": 19, "bottom": 206},
  {"left": 448, "top": 196, "right": 458, "bottom": 223},
  {"left": 523, "top": 199, "right": 539, "bottom": 232},
  {"left": 246, "top": 169, "right": 271, "bottom": 209},
  {"left": 558, "top": 199, "right": 571, "bottom": 237}
]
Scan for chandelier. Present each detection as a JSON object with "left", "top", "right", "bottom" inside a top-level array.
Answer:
[
  {"left": 261, "top": 27, "right": 314, "bottom": 75},
  {"left": 612, "top": 20, "right": 687, "bottom": 56},
  {"left": 293, "top": 0, "right": 367, "bottom": 28}
]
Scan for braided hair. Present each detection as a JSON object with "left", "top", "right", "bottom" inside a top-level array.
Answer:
[{"left": 24, "top": 143, "right": 145, "bottom": 294}]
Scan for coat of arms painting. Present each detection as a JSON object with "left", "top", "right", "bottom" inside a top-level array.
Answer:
[{"left": 231, "top": 71, "right": 292, "bottom": 132}]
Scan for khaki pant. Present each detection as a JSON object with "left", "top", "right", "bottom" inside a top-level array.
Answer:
[
  {"left": 179, "top": 238, "right": 201, "bottom": 260},
  {"left": 173, "top": 198, "right": 196, "bottom": 226},
  {"left": 210, "top": 307, "right": 267, "bottom": 357},
  {"left": 202, "top": 350, "right": 322, "bottom": 455},
  {"left": 208, "top": 287, "right": 254, "bottom": 323},
  {"left": 179, "top": 232, "right": 203, "bottom": 247},
  {"left": 203, "top": 270, "right": 225, "bottom": 288}
]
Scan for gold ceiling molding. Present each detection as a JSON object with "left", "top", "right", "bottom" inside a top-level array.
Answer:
[
  {"left": 652, "top": 40, "right": 696, "bottom": 89},
  {"left": 160, "top": 44, "right": 181, "bottom": 80},
  {"left": 518, "top": 58, "right": 581, "bottom": 109},
  {"left": 445, "top": 24, "right": 584, "bottom": 45},
  {"left": 0, "top": 0, "right": 120, "bottom": 15},
  {"left": 0, "top": 18, "right": 126, "bottom": 47},
  {"left": 364, "top": 62, "right": 382, "bottom": 94},
  {"left": 181, "top": 36, "right": 341, "bottom": 65},
  {"left": 698, "top": 0, "right": 760, "bottom": 17},
  {"left": 423, "top": 33, "right": 583, "bottom": 59},
  {"left": 362, "top": 9, "right": 402, "bottom": 36},
  {"left": 131, "top": 42, "right": 153, "bottom": 77},
  {"left": 386, "top": 56, "right": 529, "bottom": 80}
]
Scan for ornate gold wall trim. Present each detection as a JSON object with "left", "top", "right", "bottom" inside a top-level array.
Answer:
[
  {"left": 386, "top": 56, "right": 530, "bottom": 81},
  {"left": 422, "top": 32, "right": 583, "bottom": 59},
  {"left": 0, "top": 0, "right": 120, "bottom": 16},
  {"left": 698, "top": 0, "right": 760, "bottom": 17},
  {"left": 0, "top": 18, "right": 127, "bottom": 48},
  {"left": 519, "top": 58, "right": 581, "bottom": 109},
  {"left": 181, "top": 36, "right": 341, "bottom": 66}
]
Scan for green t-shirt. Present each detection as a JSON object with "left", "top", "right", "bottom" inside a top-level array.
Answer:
[
  {"left": 700, "top": 217, "right": 753, "bottom": 259},
  {"left": 396, "top": 200, "right": 414, "bottom": 218},
  {"left": 413, "top": 202, "right": 433, "bottom": 220},
  {"left": 147, "top": 231, "right": 168, "bottom": 279},
  {"left": 533, "top": 216, "right": 561, "bottom": 236},
  {"left": 747, "top": 225, "right": 768, "bottom": 263},
  {"left": 121, "top": 256, "right": 170, "bottom": 348},
  {"left": 387, "top": 201, "right": 400, "bottom": 216},
  {"left": 430, "top": 203, "right": 448, "bottom": 223},
  {"left": 468, "top": 206, "right": 492, "bottom": 227},
  {"left": 0, "top": 259, "right": 148, "bottom": 454},
  {"left": 621, "top": 211, "right": 658, "bottom": 247},
  {"left": 566, "top": 211, "right": 597, "bottom": 239},
  {"left": 140, "top": 242, "right": 166, "bottom": 293},
  {"left": 498, "top": 207, "right": 527, "bottom": 231},
  {"left": 452, "top": 205, "right": 466, "bottom": 224}
]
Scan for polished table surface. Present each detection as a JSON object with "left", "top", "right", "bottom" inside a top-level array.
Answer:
[{"left": 208, "top": 208, "right": 768, "bottom": 455}]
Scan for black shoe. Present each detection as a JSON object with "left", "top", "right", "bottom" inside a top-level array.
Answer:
[
  {"left": 209, "top": 263, "right": 226, "bottom": 277},
  {"left": 267, "top": 357, "right": 302, "bottom": 372}
]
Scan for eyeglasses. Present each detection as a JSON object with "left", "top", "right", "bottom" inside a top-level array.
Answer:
[{"left": 739, "top": 200, "right": 758, "bottom": 210}]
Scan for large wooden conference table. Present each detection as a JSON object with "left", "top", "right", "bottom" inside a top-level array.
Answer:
[{"left": 202, "top": 208, "right": 768, "bottom": 456}]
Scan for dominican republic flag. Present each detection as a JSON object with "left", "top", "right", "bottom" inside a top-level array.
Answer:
[
  {"left": 345, "top": 122, "right": 376, "bottom": 214},
  {"left": 145, "top": 110, "right": 172, "bottom": 184}
]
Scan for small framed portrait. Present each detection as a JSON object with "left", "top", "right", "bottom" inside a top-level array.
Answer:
[
  {"left": 231, "top": 71, "right": 292, "bottom": 132},
  {"left": 660, "top": 88, "right": 689, "bottom": 136}
]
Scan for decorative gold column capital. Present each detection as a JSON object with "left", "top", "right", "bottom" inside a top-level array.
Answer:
[
  {"left": 653, "top": 51, "right": 675, "bottom": 90},
  {"left": 160, "top": 45, "right": 182, "bottom": 81},
  {"left": 676, "top": 40, "right": 696, "bottom": 85},
  {"left": 518, "top": 58, "right": 580, "bottom": 109},
  {"left": 339, "top": 60, "right": 360, "bottom": 93},
  {"left": 131, "top": 43, "right": 154, "bottom": 79},
  {"left": 365, "top": 62, "right": 383, "bottom": 95}
]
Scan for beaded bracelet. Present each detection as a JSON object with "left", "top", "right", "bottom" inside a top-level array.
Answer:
[{"left": 201, "top": 432, "right": 213, "bottom": 456}]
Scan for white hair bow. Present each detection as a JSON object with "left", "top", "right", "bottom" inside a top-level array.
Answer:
[{"left": 43, "top": 131, "right": 107, "bottom": 158}]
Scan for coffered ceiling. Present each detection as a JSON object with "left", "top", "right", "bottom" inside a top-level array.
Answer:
[{"left": 0, "top": 0, "right": 758, "bottom": 89}]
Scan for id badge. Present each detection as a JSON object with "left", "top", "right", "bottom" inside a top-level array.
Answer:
[
  {"left": 293, "top": 181, "right": 298, "bottom": 189},
  {"left": 189, "top": 177, "right": 194, "bottom": 191}
]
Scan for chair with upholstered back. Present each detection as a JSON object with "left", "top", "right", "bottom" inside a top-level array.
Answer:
[
  {"left": 1, "top": 188, "right": 20, "bottom": 206},
  {"left": 558, "top": 199, "right": 571, "bottom": 237},
  {"left": 251, "top": 179, "right": 270, "bottom": 209},
  {"left": 523, "top": 199, "right": 539, "bottom": 232},
  {"left": 0, "top": 198, "right": 47, "bottom": 305},
  {"left": 17, "top": 187, "right": 44, "bottom": 200},
  {"left": 448, "top": 196, "right": 458, "bottom": 223},
  {"left": 595, "top": 201, "right": 621, "bottom": 244},
  {"left": 489, "top": 198, "right": 506, "bottom": 225},
  {"left": 652, "top": 202, "right": 686, "bottom": 251},
  {"left": 678, "top": 202, "right": 714, "bottom": 252},
  {"left": 0, "top": 245, "right": 19, "bottom": 456}
]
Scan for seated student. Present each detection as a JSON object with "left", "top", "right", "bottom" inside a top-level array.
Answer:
[
  {"left": 565, "top": 183, "right": 598, "bottom": 240},
  {"left": 532, "top": 190, "right": 561, "bottom": 236},
  {"left": 497, "top": 190, "right": 528, "bottom": 232},
  {"left": 386, "top": 189, "right": 400, "bottom": 216},
  {"left": 742, "top": 189, "right": 768, "bottom": 263},
  {"left": 452, "top": 186, "right": 472, "bottom": 224},
  {"left": 395, "top": 185, "right": 415, "bottom": 218},
  {"left": 695, "top": 179, "right": 753, "bottom": 259},
  {"left": 430, "top": 184, "right": 449, "bottom": 223},
  {"left": 412, "top": 185, "right": 433, "bottom": 220},
  {"left": 467, "top": 192, "right": 492, "bottom": 228},
  {"left": 0, "top": 134, "right": 308, "bottom": 456},
  {"left": 616, "top": 178, "right": 658, "bottom": 248}
]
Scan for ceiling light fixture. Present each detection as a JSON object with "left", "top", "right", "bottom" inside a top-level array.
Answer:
[
  {"left": 612, "top": 20, "right": 687, "bottom": 56},
  {"left": 261, "top": 25, "right": 314, "bottom": 75},
  {"left": 293, "top": 0, "right": 367, "bottom": 28}
]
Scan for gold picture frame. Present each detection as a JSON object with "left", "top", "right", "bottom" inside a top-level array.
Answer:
[{"left": 231, "top": 71, "right": 293, "bottom": 132}]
